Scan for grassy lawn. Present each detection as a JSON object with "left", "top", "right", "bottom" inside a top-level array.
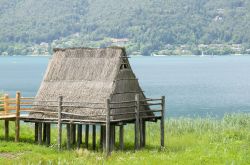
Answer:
[{"left": 0, "top": 114, "right": 249, "bottom": 164}]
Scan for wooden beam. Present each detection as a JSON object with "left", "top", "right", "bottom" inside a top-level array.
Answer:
[{"left": 72, "top": 124, "right": 76, "bottom": 145}]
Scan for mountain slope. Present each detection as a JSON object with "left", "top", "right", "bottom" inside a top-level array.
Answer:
[{"left": 0, "top": 0, "right": 250, "bottom": 55}]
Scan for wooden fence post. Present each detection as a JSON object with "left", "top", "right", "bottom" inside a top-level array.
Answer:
[
  {"left": 58, "top": 96, "right": 63, "bottom": 151},
  {"left": 161, "top": 96, "right": 165, "bottom": 148},
  {"left": 135, "top": 94, "right": 140, "bottom": 150},
  {"left": 4, "top": 94, "right": 9, "bottom": 140},
  {"left": 106, "top": 99, "right": 111, "bottom": 156},
  {"left": 15, "top": 91, "right": 21, "bottom": 142}
]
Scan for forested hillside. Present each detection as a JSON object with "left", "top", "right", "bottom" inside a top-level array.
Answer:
[{"left": 0, "top": 0, "right": 250, "bottom": 55}]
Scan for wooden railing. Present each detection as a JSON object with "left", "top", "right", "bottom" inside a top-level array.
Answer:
[{"left": 0, "top": 92, "right": 165, "bottom": 154}]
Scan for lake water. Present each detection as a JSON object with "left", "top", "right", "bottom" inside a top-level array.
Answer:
[{"left": 0, "top": 55, "right": 250, "bottom": 117}]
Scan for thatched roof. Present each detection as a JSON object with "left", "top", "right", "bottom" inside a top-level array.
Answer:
[{"left": 28, "top": 47, "right": 152, "bottom": 121}]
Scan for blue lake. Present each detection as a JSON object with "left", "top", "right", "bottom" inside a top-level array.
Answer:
[{"left": 0, "top": 55, "right": 250, "bottom": 117}]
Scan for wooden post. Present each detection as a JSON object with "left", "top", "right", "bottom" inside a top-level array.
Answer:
[
  {"left": 70, "top": 122, "right": 74, "bottom": 145},
  {"left": 72, "top": 124, "right": 76, "bottom": 145},
  {"left": 110, "top": 125, "right": 115, "bottom": 151},
  {"left": 102, "top": 126, "right": 106, "bottom": 151},
  {"left": 57, "top": 96, "right": 62, "bottom": 150},
  {"left": 100, "top": 126, "right": 103, "bottom": 148},
  {"left": 135, "top": 94, "right": 140, "bottom": 150},
  {"left": 85, "top": 125, "right": 89, "bottom": 149},
  {"left": 106, "top": 99, "right": 111, "bottom": 156},
  {"left": 35, "top": 123, "right": 38, "bottom": 142},
  {"left": 4, "top": 94, "right": 9, "bottom": 140},
  {"left": 142, "top": 120, "right": 146, "bottom": 147},
  {"left": 15, "top": 91, "right": 21, "bottom": 142},
  {"left": 161, "top": 96, "right": 165, "bottom": 148},
  {"left": 140, "top": 119, "right": 146, "bottom": 148},
  {"left": 119, "top": 125, "right": 124, "bottom": 150},
  {"left": 46, "top": 123, "right": 51, "bottom": 146},
  {"left": 66, "top": 124, "right": 71, "bottom": 150},
  {"left": 38, "top": 122, "right": 43, "bottom": 145},
  {"left": 77, "top": 124, "right": 82, "bottom": 149},
  {"left": 92, "top": 125, "right": 96, "bottom": 150},
  {"left": 43, "top": 123, "right": 47, "bottom": 143}
]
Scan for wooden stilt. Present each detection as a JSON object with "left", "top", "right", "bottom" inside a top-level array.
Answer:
[
  {"left": 85, "top": 125, "right": 89, "bottom": 149},
  {"left": 100, "top": 126, "right": 103, "bottom": 148},
  {"left": 119, "top": 125, "right": 124, "bottom": 150},
  {"left": 142, "top": 121, "right": 146, "bottom": 147},
  {"left": 70, "top": 122, "right": 74, "bottom": 145},
  {"left": 135, "top": 94, "right": 140, "bottom": 150},
  {"left": 35, "top": 123, "right": 38, "bottom": 142},
  {"left": 43, "top": 123, "right": 47, "bottom": 143},
  {"left": 102, "top": 126, "right": 106, "bottom": 151},
  {"left": 77, "top": 124, "right": 82, "bottom": 149},
  {"left": 110, "top": 125, "right": 115, "bottom": 151},
  {"left": 67, "top": 124, "right": 71, "bottom": 150},
  {"left": 106, "top": 99, "right": 111, "bottom": 156},
  {"left": 46, "top": 123, "right": 51, "bottom": 146},
  {"left": 57, "top": 96, "right": 62, "bottom": 151},
  {"left": 4, "top": 120, "right": 9, "bottom": 140},
  {"left": 92, "top": 125, "right": 96, "bottom": 150},
  {"left": 72, "top": 124, "right": 76, "bottom": 145},
  {"left": 161, "top": 96, "right": 165, "bottom": 148},
  {"left": 15, "top": 91, "right": 20, "bottom": 142},
  {"left": 38, "top": 123, "right": 42, "bottom": 145}
]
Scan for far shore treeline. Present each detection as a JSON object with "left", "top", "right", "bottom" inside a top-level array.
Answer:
[{"left": 1, "top": 0, "right": 250, "bottom": 56}]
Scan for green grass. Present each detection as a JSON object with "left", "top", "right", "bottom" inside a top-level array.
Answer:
[{"left": 0, "top": 113, "right": 249, "bottom": 164}]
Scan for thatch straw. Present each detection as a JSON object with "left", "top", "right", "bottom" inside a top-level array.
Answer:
[{"left": 28, "top": 47, "right": 152, "bottom": 121}]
